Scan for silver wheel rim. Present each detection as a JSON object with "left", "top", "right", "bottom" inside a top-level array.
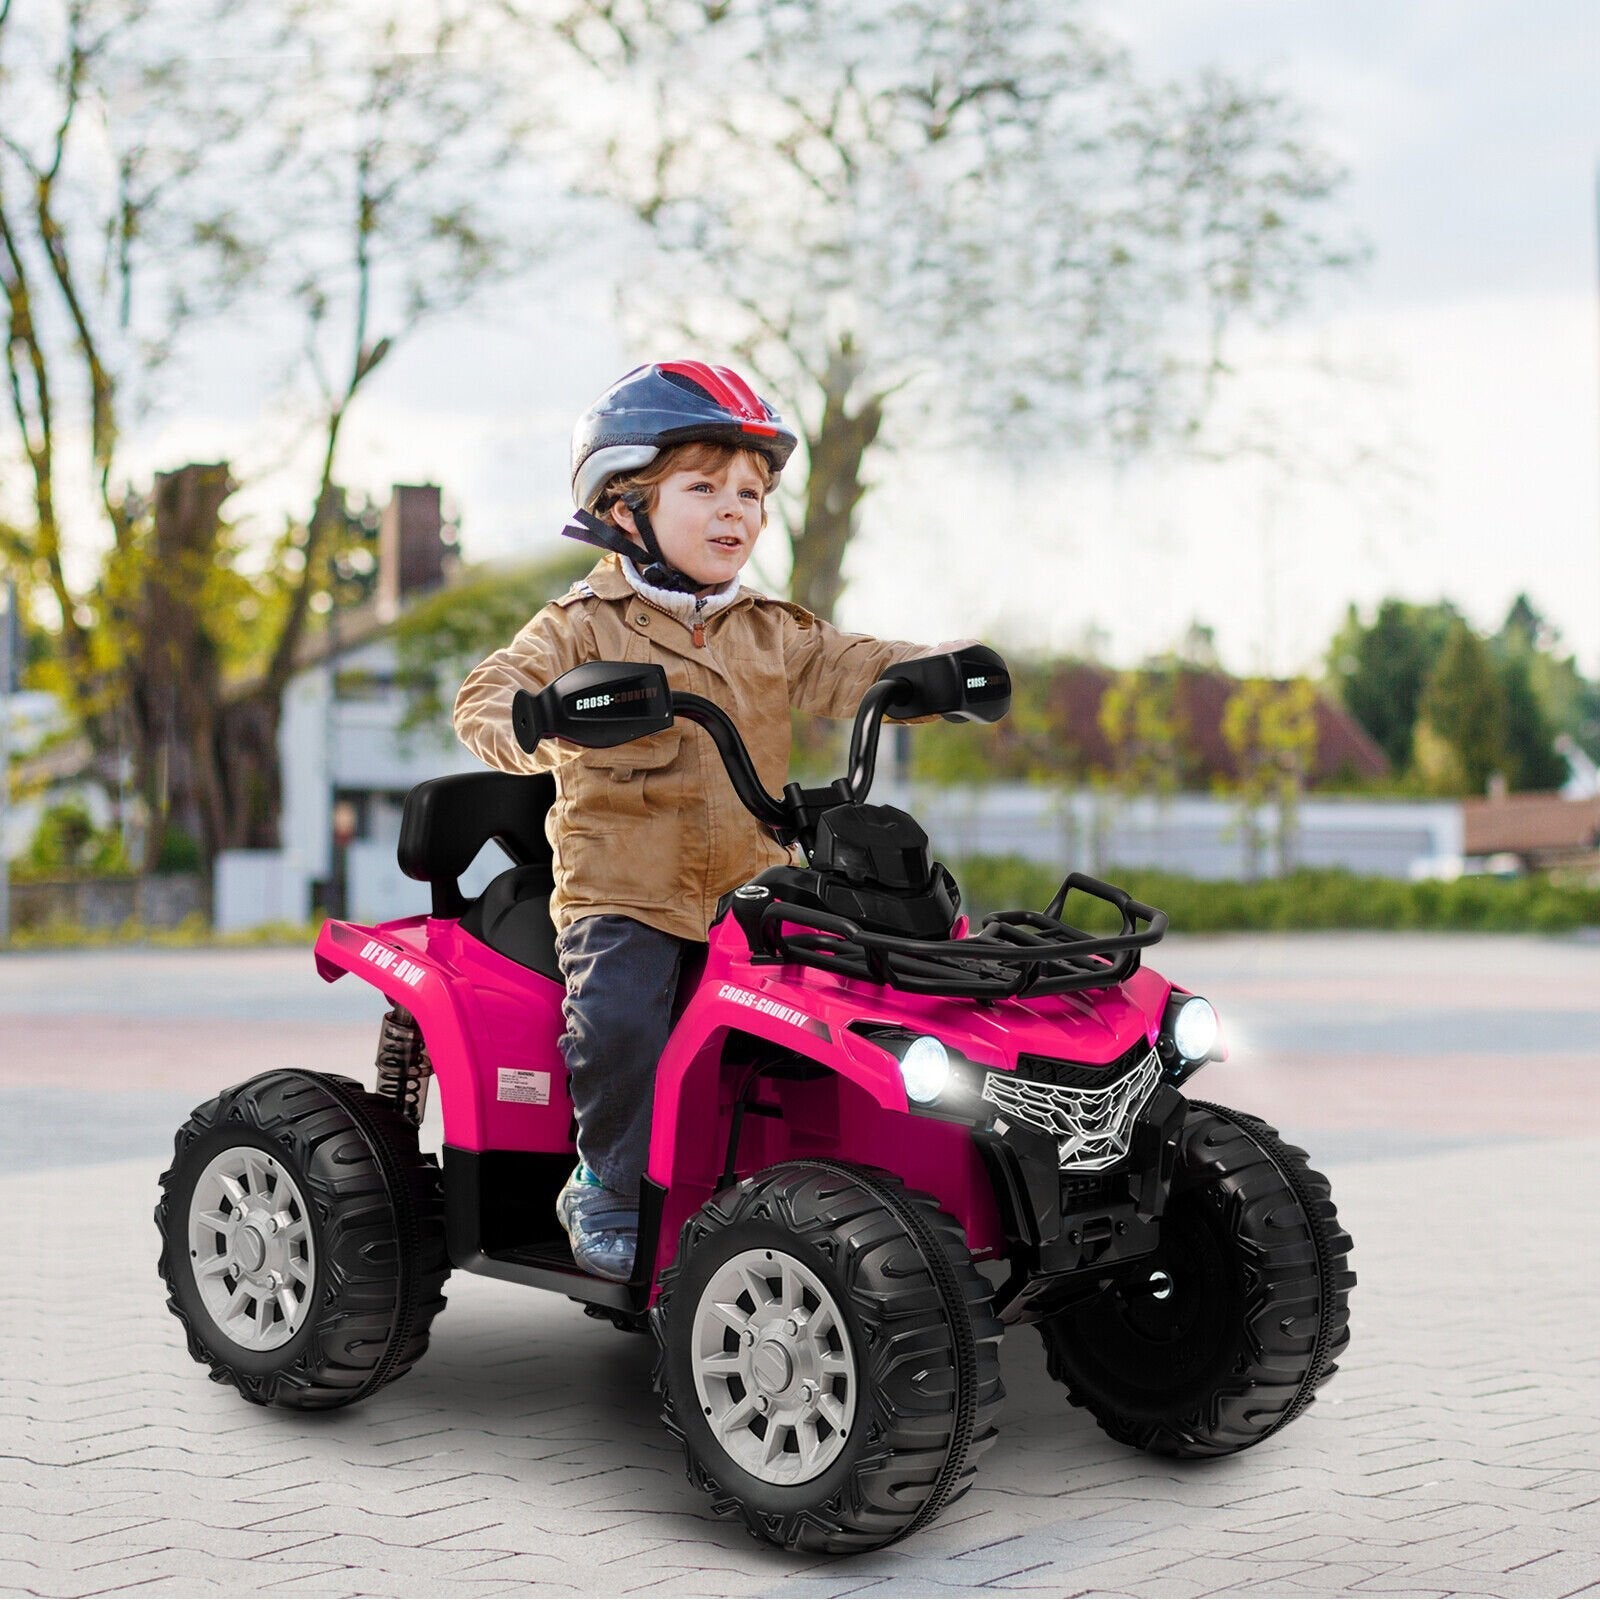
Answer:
[
  {"left": 187, "top": 1145, "right": 317, "bottom": 1351},
  {"left": 690, "top": 1247, "right": 857, "bottom": 1486}
]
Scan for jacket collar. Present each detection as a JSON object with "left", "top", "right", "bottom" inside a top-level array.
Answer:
[{"left": 584, "top": 555, "right": 761, "bottom": 611}]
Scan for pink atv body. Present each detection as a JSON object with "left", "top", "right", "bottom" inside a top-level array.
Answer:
[
  {"left": 314, "top": 870, "right": 1175, "bottom": 1312},
  {"left": 157, "top": 646, "right": 1353, "bottom": 1555}
]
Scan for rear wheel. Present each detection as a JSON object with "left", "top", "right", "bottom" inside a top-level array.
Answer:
[
  {"left": 156, "top": 1070, "right": 449, "bottom": 1409},
  {"left": 1038, "top": 1101, "right": 1353, "bottom": 1456},
  {"left": 655, "top": 1160, "right": 1003, "bottom": 1553}
]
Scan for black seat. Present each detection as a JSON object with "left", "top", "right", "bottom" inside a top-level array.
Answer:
[
  {"left": 397, "top": 772, "right": 561, "bottom": 980},
  {"left": 459, "top": 861, "right": 559, "bottom": 978}
]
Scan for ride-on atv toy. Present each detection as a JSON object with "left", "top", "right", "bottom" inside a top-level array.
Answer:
[{"left": 156, "top": 645, "right": 1354, "bottom": 1554}]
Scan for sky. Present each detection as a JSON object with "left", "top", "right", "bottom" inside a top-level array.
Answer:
[{"left": 115, "top": 0, "right": 1600, "bottom": 679}]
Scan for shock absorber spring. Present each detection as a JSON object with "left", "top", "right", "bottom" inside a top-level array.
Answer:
[{"left": 375, "top": 1005, "right": 432, "bottom": 1126}]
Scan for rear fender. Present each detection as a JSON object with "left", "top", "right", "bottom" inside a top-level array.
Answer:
[
  {"left": 315, "top": 917, "right": 570, "bottom": 1152},
  {"left": 315, "top": 918, "right": 479, "bottom": 1136}
]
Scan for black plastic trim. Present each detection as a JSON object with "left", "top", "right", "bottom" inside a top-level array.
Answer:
[{"left": 443, "top": 1146, "right": 661, "bottom": 1313}]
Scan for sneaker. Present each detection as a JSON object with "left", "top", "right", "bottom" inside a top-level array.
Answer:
[{"left": 555, "top": 1164, "right": 639, "bottom": 1282}]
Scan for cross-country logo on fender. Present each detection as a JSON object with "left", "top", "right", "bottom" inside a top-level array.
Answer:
[
  {"left": 718, "top": 982, "right": 831, "bottom": 1039},
  {"left": 360, "top": 938, "right": 427, "bottom": 989}
]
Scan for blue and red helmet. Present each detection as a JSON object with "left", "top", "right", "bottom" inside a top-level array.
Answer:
[{"left": 571, "top": 360, "right": 799, "bottom": 511}]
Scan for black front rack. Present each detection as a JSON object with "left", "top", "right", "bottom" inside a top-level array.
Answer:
[{"left": 741, "top": 873, "right": 1168, "bottom": 999}]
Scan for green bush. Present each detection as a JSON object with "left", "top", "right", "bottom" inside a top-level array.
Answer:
[
  {"left": 154, "top": 827, "right": 202, "bottom": 875},
  {"left": 15, "top": 801, "right": 131, "bottom": 880},
  {"left": 949, "top": 857, "right": 1600, "bottom": 934}
]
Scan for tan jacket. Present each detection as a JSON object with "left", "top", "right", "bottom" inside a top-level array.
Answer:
[{"left": 452, "top": 556, "right": 930, "bottom": 941}]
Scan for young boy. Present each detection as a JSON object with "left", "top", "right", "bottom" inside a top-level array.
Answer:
[{"left": 453, "top": 360, "right": 948, "bottom": 1280}]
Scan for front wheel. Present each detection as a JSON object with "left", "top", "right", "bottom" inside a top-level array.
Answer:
[
  {"left": 1038, "top": 1101, "right": 1353, "bottom": 1457},
  {"left": 156, "top": 1070, "right": 450, "bottom": 1409},
  {"left": 654, "top": 1161, "right": 1004, "bottom": 1553}
]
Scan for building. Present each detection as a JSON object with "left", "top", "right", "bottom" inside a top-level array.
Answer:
[
  {"left": 219, "top": 485, "right": 491, "bottom": 930},
  {"left": 1461, "top": 790, "right": 1600, "bottom": 876}
]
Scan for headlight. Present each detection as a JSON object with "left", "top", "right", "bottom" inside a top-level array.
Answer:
[
  {"left": 850, "top": 1024, "right": 984, "bottom": 1120},
  {"left": 1169, "top": 995, "right": 1219, "bottom": 1063},
  {"left": 899, "top": 1035, "right": 951, "bottom": 1105}
]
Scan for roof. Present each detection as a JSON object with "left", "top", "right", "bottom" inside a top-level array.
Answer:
[
  {"left": 1462, "top": 793, "right": 1600, "bottom": 856},
  {"left": 1043, "top": 664, "right": 1390, "bottom": 787}
]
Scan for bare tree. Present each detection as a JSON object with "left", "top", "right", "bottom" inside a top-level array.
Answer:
[
  {"left": 205, "top": 1, "right": 542, "bottom": 876},
  {"left": 1, "top": 0, "right": 545, "bottom": 879},
  {"left": 0, "top": 0, "right": 256, "bottom": 737},
  {"left": 546, "top": 0, "right": 1360, "bottom": 619}
]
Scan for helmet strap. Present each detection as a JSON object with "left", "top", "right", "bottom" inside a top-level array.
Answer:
[{"left": 559, "top": 502, "right": 703, "bottom": 594}]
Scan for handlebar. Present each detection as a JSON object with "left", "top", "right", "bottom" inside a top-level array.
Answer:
[
  {"left": 669, "top": 691, "right": 790, "bottom": 832},
  {"left": 844, "top": 679, "right": 903, "bottom": 802},
  {"left": 668, "top": 676, "right": 911, "bottom": 852},
  {"left": 514, "top": 645, "right": 1005, "bottom": 857}
]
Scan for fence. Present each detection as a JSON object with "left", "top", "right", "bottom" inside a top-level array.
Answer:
[{"left": 7, "top": 874, "right": 205, "bottom": 932}]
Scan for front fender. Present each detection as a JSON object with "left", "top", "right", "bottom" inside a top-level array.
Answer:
[{"left": 650, "top": 974, "right": 910, "bottom": 1161}]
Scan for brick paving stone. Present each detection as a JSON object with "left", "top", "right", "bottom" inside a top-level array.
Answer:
[{"left": 5, "top": 936, "right": 1600, "bottom": 1595}]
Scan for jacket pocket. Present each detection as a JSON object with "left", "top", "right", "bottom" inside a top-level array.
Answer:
[{"left": 576, "top": 726, "right": 683, "bottom": 820}]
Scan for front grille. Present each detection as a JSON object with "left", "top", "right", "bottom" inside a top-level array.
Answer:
[
  {"left": 983, "top": 1048, "right": 1160, "bottom": 1171},
  {"left": 1016, "top": 1037, "right": 1152, "bottom": 1089}
]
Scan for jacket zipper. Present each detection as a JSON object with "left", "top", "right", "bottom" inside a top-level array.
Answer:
[{"left": 633, "top": 587, "right": 712, "bottom": 648}]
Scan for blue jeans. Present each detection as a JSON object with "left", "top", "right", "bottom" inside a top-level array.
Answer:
[{"left": 555, "top": 914, "right": 699, "bottom": 1198}]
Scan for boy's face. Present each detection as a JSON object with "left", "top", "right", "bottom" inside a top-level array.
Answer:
[{"left": 614, "top": 453, "right": 766, "bottom": 591}]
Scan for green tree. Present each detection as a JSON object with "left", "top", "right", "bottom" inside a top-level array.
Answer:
[
  {"left": 1497, "top": 652, "right": 1565, "bottom": 791},
  {"left": 2, "top": 1, "right": 543, "bottom": 882},
  {"left": 1221, "top": 676, "right": 1319, "bottom": 877},
  {"left": 19, "top": 800, "right": 128, "bottom": 878},
  {"left": 1097, "top": 663, "right": 1194, "bottom": 797},
  {"left": 1491, "top": 593, "right": 1582, "bottom": 789},
  {"left": 394, "top": 550, "right": 594, "bottom": 735},
  {"left": 1326, "top": 598, "right": 1459, "bottom": 771},
  {"left": 1417, "top": 623, "right": 1507, "bottom": 794},
  {"left": 0, "top": 0, "right": 263, "bottom": 810}
]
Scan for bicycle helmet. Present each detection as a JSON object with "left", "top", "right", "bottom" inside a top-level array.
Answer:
[
  {"left": 563, "top": 361, "right": 799, "bottom": 592},
  {"left": 571, "top": 360, "right": 798, "bottom": 513}
]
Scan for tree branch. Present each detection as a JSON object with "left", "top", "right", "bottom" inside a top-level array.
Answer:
[{"left": 0, "top": 180, "right": 89, "bottom": 680}]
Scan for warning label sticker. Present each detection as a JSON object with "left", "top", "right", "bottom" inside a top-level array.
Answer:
[{"left": 496, "top": 1069, "right": 551, "bottom": 1105}]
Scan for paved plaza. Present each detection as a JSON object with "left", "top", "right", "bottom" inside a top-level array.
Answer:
[{"left": 1, "top": 934, "right": 1597, "bottom": 1597}]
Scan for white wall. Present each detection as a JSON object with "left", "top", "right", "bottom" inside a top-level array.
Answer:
[
  {"left": 276, "top": 635, "right": 488, "bottom": 928},
  {"left": 873, "top": 783, "right": 1463, "bottom": 881},
  {"left": 214, "top": 849, "right": 310, "bottom": 932}
]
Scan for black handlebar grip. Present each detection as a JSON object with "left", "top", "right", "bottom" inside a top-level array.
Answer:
[{"left": 512, "top": 689, "right": 541, "bottom": 753}]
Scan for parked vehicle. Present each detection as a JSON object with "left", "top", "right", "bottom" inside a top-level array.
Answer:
[{"left": 156, "top": 645, "right": 1354, "bottom": 1553}]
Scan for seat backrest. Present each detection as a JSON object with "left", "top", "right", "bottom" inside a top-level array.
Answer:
[{"left": 397, "top": 771, "right": 557, "bottom": 917}]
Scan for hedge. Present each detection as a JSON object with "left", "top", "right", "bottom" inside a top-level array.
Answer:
[{"left": 949, "top": 858, "right": 1600, "bottom": 934}]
